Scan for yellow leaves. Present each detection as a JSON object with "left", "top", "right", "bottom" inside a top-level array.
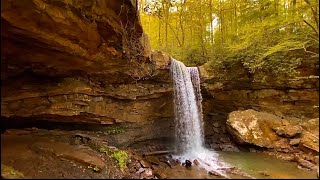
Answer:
[{"left": 261, "top": 40, "right": 306, "bottom": 59}]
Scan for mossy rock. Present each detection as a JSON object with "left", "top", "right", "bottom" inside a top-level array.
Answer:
[{"left": 1, "top": 164, "right": 24, "bottom": 179}]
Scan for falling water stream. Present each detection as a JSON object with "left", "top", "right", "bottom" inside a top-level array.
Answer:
[
  {"left": 170, "top": 58, "right": 230, "bottom": 175},
  {"left": 169, "top": 58, "right": 318, "bottom": 179}
]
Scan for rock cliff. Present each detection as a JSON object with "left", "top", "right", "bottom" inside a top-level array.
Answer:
[
  {"left": 200, "top": 60, "right": 319, "bottom": 120},
  {"left": 1, "top": 0, "right": 173, "bottom": 143},
  {"left": 1, "top": 0, "right": 171, "bottom": 121}
]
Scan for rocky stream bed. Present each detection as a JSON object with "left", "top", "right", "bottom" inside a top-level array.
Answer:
[{"left": 1, "top": 124, "right": 318, "bottom": 179}]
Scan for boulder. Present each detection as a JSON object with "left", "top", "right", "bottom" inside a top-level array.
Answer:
[
  {"left": 136, "top": 167, "right": 145, "bottom": 174},
  {"left": 185, "top": 160, "right": 192, "bottom": 167},
  {"left": 226, "top": 109, "right": 280, "bottom": 148},
  {"left": 289, "top": 138, "right": 301, "bottom": 146},
  {"left": 295, "top": 156, "right": 318, "bottom": 171},
  {"left": 299, "top": 131, "right": 319, "bottom": 155},
  {"left": 226, "top": 109, "right": 319, "bottom": 155},
  {"left": 140, "top": 168, "right": 153, "bottom": 178}
]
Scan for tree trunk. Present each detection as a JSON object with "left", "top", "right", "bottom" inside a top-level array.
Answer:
[
  {"left": 209, "top": 0, "right": 214, "bottom": 52},
  {"left": 179, "top": 0, "right": 186, "bottom": 47},
  {"left": 162, "top": 0, "right": 169, "bottom": 52},
  {"left": 158, "top": 17, "right": 161, "bottom": 48}
]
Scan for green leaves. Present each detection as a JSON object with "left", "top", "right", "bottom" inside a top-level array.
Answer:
[
  {"left": 105, "top": 127, "right": 125, "bottom": 135},
  {"left": 261, "top": 40, "right": 306, "bottom": 60},
  {"left": 139, "top": 0, "right": 318, "bottom": 81}
]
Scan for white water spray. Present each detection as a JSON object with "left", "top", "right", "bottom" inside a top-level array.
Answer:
[{"left": 170, "top": 58, "right": 230, "bottom": 175}]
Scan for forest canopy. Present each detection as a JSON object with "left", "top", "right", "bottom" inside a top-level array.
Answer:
[{"left": 138, "top": 0, "right": 319, "bottom": 81}]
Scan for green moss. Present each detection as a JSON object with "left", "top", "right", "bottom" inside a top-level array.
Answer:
[
  {"left": 10, "top": 169, "right": 17, "bottom": 176},
  {"left": 99, "top": 146, "right": 128, "bottom": 171},
  {"left": 1, "top": 164, "right": 24, "bottom": 178},
  {"left": 111, "top": 149, "right": 128, "bottom": 171},
  {"left": 105, "top": 127, "right": 125, "bottom": 135},
  {"left": 99, "top": 146, "right": 110, "bottom": 154}
]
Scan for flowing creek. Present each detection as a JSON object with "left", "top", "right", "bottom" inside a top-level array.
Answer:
[
  {"left": 158, "top": 151, "right": 317, "bottom": 179},
  {"left": 217, "top": 151, "right": 317, "bottom": 179}
]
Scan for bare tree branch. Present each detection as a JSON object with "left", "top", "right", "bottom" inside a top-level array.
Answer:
[{"left": 303, "top": 20, "right": 319, "bottom": 36}]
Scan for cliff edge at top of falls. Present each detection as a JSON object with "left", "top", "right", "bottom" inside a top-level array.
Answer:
[{"left": 1, "top": 0, "right": 173, "bottom": 126}]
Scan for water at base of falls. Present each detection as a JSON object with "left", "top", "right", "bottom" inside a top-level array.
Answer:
[{"left": 170, "top": 58, "right": 230, "bottom": 175}]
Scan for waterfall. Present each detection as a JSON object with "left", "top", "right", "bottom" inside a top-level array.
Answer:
[
  {"left": 187, "top": 67, "right": 204, "bottom": 141},
  {"left": 170, "top": 58, "right": 229, "bottom": 174},
  {"left": 170, "top": 59, "right": 204, "bottom": 153}
]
